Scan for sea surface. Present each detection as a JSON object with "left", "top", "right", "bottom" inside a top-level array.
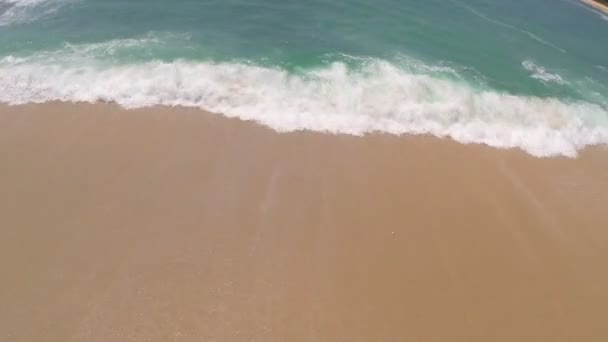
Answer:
[{"left": 1, "top": 0, "right": 607, "bottom": 156}]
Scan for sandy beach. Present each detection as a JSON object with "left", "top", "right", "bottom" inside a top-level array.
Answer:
[
  {"left": 580, "top": 0, "right": 608, "bottom": 13},
  {"left": 1, "top": 103, "right": 608, "bottom": 341}
]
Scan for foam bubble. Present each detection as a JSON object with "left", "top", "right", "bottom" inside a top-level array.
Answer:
[
  {"left": 0, "top": 0, "right": 73, "bottom": 26},
  {"left": 1, "top": 42, "right": 607, "bottom": 158},
  {"left": 522, "top": 60, "right": 568, "bottom": 85},
  {"left": 21, "top": 33, "right": 188, "bottom": 64}
]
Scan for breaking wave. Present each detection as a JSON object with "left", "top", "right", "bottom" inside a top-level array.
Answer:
[{"left": 1, "top": 38, "right": 607, "bottom": 157}]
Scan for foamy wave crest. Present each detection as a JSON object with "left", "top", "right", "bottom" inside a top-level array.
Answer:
[
  {"left": 0, "top": 0, "right": 73, "bottom": 26},
  {"left": 2, "top": 33, "right": 186, "bottom": 64},
  {"left": 1, "top": 47, "right": 607, "bottom": 157},
  {"left": 522, "top": 60, "right": 567, "bottom": 85}
]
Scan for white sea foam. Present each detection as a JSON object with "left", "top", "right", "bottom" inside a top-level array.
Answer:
[
  {"left": 1, "top": 40, "right": 607, "bottom": 158},
  {"left": 448, "top": 0, "right": 566, "bottom": 53},
  {"left": 0, "top": 0, "right": 73, "bottom": 26},
  {"left": 13, "top": 33, "right": 183, "bottom": 64},
  {"left": 522, "top": 60, "right": 567, "bottom": 85}
]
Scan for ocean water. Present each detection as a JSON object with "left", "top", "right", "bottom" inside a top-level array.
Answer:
[{"left": 0, "top": 0, "right": 607, "bottom": 156}]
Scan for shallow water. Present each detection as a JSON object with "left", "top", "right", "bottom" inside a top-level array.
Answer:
[{"left": 0, "top": 0, "right": 607, "bottom": 156}]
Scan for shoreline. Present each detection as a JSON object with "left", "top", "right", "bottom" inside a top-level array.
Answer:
[
  {"left": 580, "top": 0, "right": 608, "bottom": 13},
  {"left": 1, "top": 102, "right": 608, "bottom": 341}
]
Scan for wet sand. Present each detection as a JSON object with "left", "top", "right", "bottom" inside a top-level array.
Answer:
[
  {"left": 1, "top": 103, "right": 608, "bottom": 341},
  {"left": 580, "top": 0, "right": 608, "bottom": 13}
]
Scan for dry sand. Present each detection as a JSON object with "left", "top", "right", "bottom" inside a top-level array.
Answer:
[{"left": 1, "top": 103, "right": 608, "bottom": 341}]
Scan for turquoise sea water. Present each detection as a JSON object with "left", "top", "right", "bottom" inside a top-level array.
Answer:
[{"left": 1, "top": 0, "right": 607, "bottom": 156}]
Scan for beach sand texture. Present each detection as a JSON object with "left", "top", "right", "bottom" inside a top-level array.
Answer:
[{"left": 1, "top": 103, "right": 608, "bottom": 341}]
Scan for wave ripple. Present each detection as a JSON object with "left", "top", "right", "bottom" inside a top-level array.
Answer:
[{"left": 1, "top": 38, "right": 607, "bottom": 157}]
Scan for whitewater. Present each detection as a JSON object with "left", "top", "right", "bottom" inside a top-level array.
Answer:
[
  {"left": 0, "top": 0, "right": 73, "bottom": 26},
  {"left": 1, "top": 0, "right": 607, "bottom": 157}
]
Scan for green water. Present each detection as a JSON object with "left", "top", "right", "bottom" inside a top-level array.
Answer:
[{"left": 1, "top": 0, "right": 607, "bottom": 156}]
